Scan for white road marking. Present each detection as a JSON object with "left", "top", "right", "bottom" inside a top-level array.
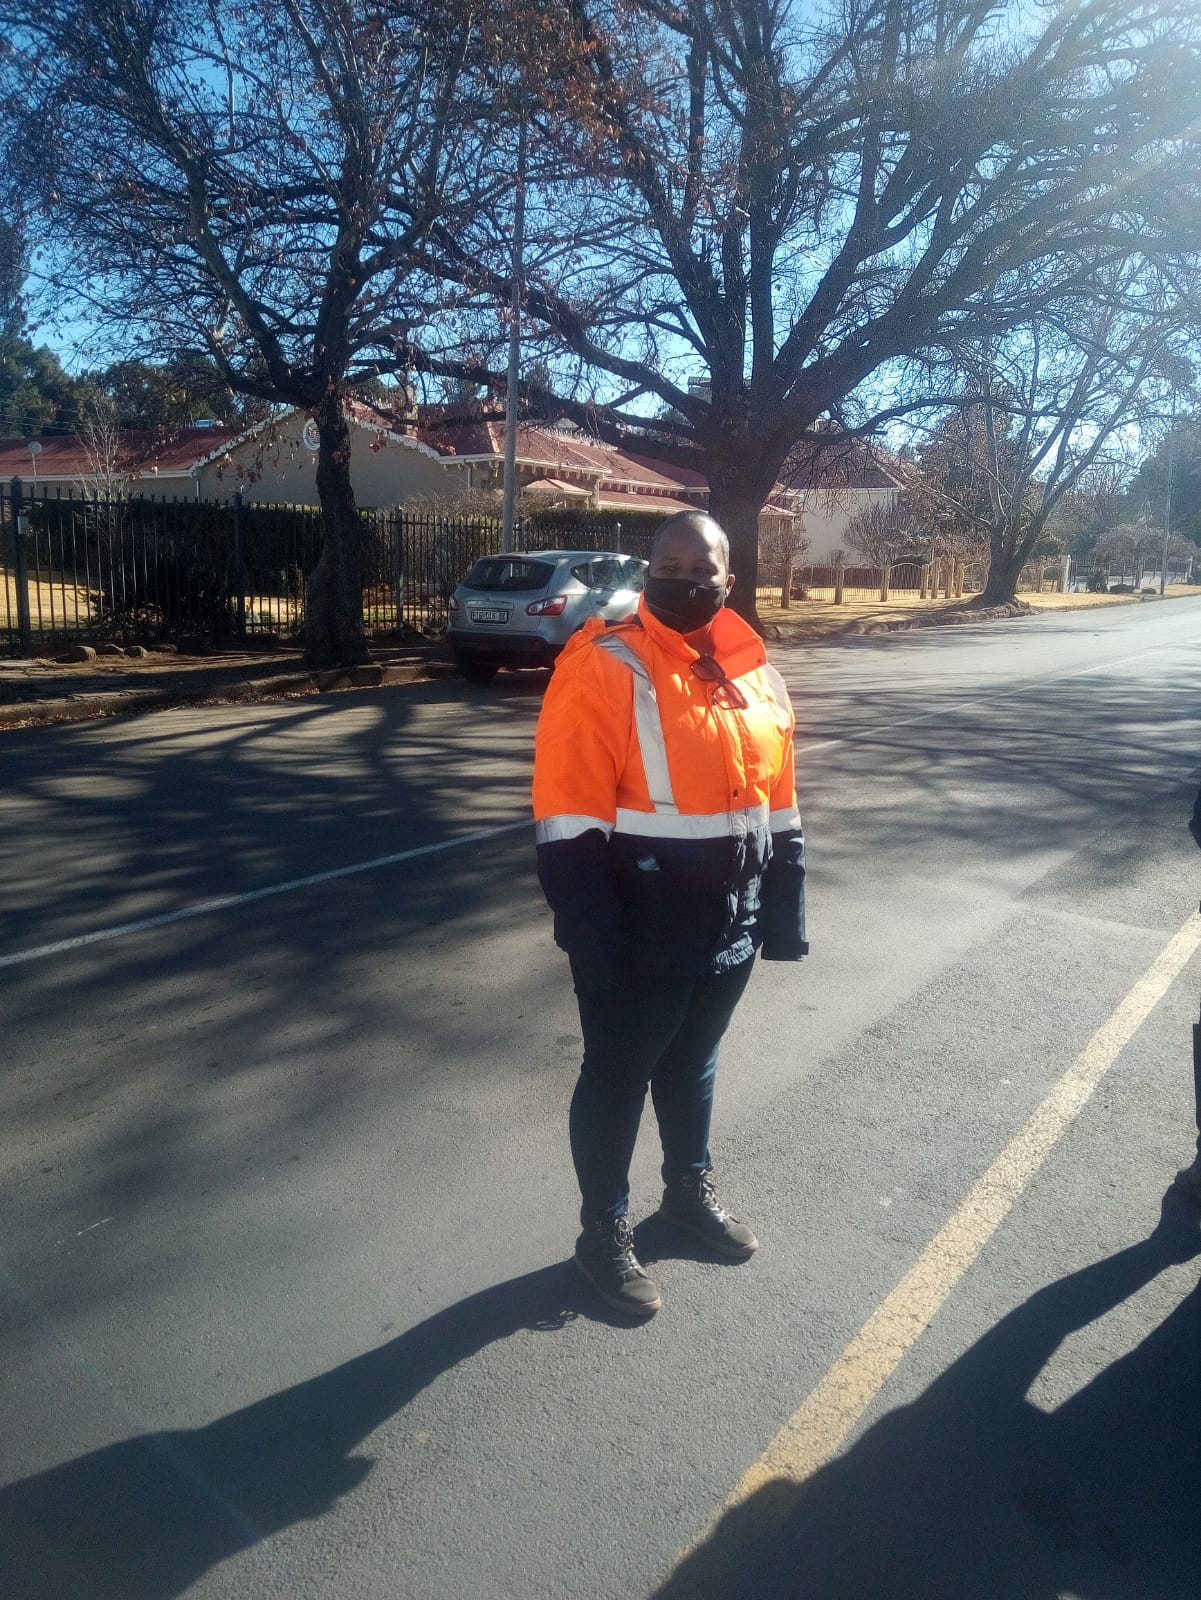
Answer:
[
  {"left": 4, "top": 631, "right": 1194, "bottom": 971},
  {"left": 0, "top": 821, "right": 530, "bottom": 971},
  {"left": 670, "top": 907, "right": 1201, "bottom": 1571}
]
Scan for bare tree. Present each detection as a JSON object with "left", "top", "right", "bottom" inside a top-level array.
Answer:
[
  {"left": 843, "top": 497, "right": 922, "bottom": 569},
  {"left": 1093, "top": 521, "right": 1195, "bottom": 585},
  {"left": 907, "top": 288, "right": 1194, "bottom": 604},
  {"left": 418, "top": 0, "right": 1201, "bottom": 626},
  {"left": 757, "top": 521, "right": 810, "bottom": 605},
  {"left": 1124, "top": 411, "right": 1201, "bottom": 548},
  {"left": 70, "top": 390, "right": 133, "bottom": 610},
  {"left": 3, "top": 0, "right": 512, "bottom": 665},
  {"left": 1045, "top": 463, "right": 1130, "bottom": 559},
  {"left": 74, "top": 392, "right": 130, "bottom": 501}
]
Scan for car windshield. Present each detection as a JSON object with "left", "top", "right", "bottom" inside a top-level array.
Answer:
[
  {"left": 462, "top": 558, "right": 554, "bottom": 593},
  {"left": 570, "top": 558, "right": 646, "bottom": 592}
]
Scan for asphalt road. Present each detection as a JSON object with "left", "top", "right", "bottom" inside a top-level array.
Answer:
[{"left": 2, "top": 599, "right": 1200, "bottom": 1600}]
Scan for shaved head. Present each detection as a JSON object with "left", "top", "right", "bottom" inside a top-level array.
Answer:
[{"left": 650, "top": 512, "right": 731, "bottom": 574}]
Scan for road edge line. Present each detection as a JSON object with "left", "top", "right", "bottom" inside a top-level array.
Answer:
[{"left": 668, "top": 907, "right": 1201, "bottom": 1574}]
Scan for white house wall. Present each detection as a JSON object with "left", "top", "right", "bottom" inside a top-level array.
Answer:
[
  {"left": 193, "top": 422, "right": 467, "bottom": 507},
  {"left": 796, "top": 486, "right": 898, "bottom": 561}
]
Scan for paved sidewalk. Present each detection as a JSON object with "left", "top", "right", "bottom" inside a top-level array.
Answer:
[
  {"left": 4, "top": 587, "right": 1199, "bottom": 731},
  {"left": 0, "top": 641, "right": 455, "bottom": 729}
]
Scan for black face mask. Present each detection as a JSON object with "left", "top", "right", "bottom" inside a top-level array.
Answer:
[{"left": 643, "top": 575, "right": 727, "bottom": 632}]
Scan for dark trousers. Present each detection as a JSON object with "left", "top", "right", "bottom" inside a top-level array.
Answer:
[{"left": 568, "top": 960, "right": 755, "bottom": 1223}]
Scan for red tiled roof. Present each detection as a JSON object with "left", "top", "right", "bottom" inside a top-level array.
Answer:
[
  {"left": 147, "top": 425, "right": 244, "bottom": 471},
  {"left": 2, "top": 405, "right": 896, "bottom": 518},
  {"left": 592, "top": 489, "right": 700, "bottom": 512},
  {"left": 407, "top": 416, "right": 713, "bottom": 508},
  {"left": 0, "top": 424, "right": 243, "bottom": 482},
  {"left": 621, "top": 451, "right": 708, "bottom": 491},
  {"left": 410, "top": 413, "right": 504, "bottom": 458},
  {"left": 522, "top": 476, "right": 592, "bottom": 499},
  {"left": 0, "top": 436, "right": 92, "bottom": 480}
]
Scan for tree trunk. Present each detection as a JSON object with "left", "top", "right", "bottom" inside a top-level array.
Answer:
[
  {"left": 707, "top": 457, "right": 779, "bottom": 632},
  {"left": 305, "top": 400, "right": 371, "bottom": 668},
  {"left": 977, "top": 524, "right": 1031, "bottom": 607}
]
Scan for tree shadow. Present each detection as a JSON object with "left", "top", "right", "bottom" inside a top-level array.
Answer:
[
  {"left": 657, "top": 1191, "right": 1201, "bottom": 1600},
  {"left": 0, "top": 1258, "right": 648, "bottom": 1600}
]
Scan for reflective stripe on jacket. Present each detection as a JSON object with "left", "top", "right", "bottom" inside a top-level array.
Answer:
[{"left": 532, "top": 596, "right": 807, "bottom": 984}]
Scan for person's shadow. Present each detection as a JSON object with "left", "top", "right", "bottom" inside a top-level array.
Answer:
[
  {"left": 658, "top": 1190, "right": 1201, "bottom": 1600},
  {"left": 0, "top": 1261, "right": 627, "bottom": 1600},
  {"left": 7, "top": 1200, "right": 1199, "bottom": 1600}
]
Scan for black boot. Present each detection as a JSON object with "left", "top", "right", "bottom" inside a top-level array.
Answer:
[
  {"left": 658, "top": 1168, "right": 758, "bottom": 1258},
  {"left": 574, "top": 1215, "right": 662, "bottom": 1317}
]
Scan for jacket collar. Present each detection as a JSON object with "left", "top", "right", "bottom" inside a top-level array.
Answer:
[{"left": 634, "top": 594, "right": 767, "bottom": 676}]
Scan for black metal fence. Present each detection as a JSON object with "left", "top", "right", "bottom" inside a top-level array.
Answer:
[
  {"left": 2, "top": 485, "right": 321, "bottom": 650},
  {"left": 1, "top": 482, "right": 641, "bottom": 654},
  {"left": 522, "top": 510, "right": 659, "bottom": 560}
]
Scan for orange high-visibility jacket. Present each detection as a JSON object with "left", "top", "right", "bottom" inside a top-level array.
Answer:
[{"left": 533, "top": 597, "right": 807, "bottom": 986}]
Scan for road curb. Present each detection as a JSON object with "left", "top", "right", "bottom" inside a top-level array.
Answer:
[
  {"left": 764, "top": 599, "right": 1033, "bottom": 644},
  {"left": 0, "top": 659, "right": 457, "bottom": 731},
  {"left": 6, "top": 589, "right": 1197, "bottom": 728}
]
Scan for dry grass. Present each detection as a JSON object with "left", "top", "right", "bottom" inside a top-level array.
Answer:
[
  {"left": 754, "top": 584, "right": 1201, "bottom": 637},
  {"left": 756, "top": 593, "right": 975, "bottom": 635},
  {"left": 3, "top": 571, "right": 99, "bottom": 630},
  {"left": 1023, "top": 585, "right": 1201, "bottom": 609}
]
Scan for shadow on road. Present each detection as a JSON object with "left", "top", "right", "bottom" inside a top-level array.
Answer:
[
  {"left": 7, "top": 1197, "right": 1197, "bottom": 1600},
  {"left": 656, "top": 1192, "right": 1201, "bottom": 1600},
  {"left": 0, "top": 1258, "right": 637, "bottom": 1600},
  {"left": 3, "top": 628, "right": 1201, "bottom": 1598}
]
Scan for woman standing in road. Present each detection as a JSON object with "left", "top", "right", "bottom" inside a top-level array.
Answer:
[{"left": 532, "top": 512, "right": 807, "bottom": 1317}]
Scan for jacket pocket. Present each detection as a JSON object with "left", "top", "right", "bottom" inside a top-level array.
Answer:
[{"left": 615, "top": 856, "right": 722, "bottom": 958}]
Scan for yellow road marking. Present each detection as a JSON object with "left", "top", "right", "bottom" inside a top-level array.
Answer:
[{"left": 667, "top": 908, "right": 1201, "bottom": 1580}]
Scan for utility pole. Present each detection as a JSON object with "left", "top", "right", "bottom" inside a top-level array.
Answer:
[
  {"left": 501, "top": 117, "right": 527, "bottom": 555},
  {"left": 1160, "top": 390, "right": 1176, "bottom": 597}
]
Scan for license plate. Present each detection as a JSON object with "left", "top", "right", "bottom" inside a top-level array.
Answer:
[{"left": 468, "top": 607, "right": 510, "bottom": 624}]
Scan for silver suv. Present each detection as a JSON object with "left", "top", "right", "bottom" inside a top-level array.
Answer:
[{"left": 448, "top": 550, "right": 646, "bottom": 681}]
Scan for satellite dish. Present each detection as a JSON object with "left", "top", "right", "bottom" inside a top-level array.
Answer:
[
  {"left": 302, "top": 418, "right": 321, "bottom": 453},
  {"left": 27, "top": 440, "right": 42, "bottom": 456}
]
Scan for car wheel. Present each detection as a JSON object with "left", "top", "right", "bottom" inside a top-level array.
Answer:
[{"left": 458, "top": 658, "right": 499, "bottom": 683}]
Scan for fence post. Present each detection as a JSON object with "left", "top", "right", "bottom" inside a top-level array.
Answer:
[
  {"left": 9, "top": 477, "right": 33, "bottom": 657},
  {"left": 833, "top": 556, "right": 845, "bottom": 605},
  {"left": 393, "top": 509, "right": 406, "bottom": 630},
  {"left": 613, "top": 520, "right": 622, "bottom": 553},
  {"left": 232, "top": 491, "right": 246, "bottom": 638}
]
